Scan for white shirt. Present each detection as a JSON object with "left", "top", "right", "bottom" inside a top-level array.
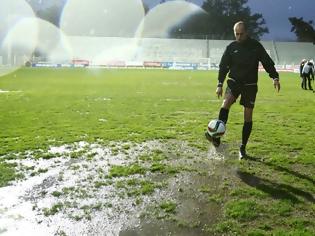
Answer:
[{"left": 302, "top": 62, "right": 314, "bottom": 74}]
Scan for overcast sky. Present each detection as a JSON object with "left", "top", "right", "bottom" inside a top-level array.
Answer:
[
  {"left": 144, "top": 0, "right": 315, "bottom": 41},
  {"left": 24, "top": 0, "right": 315, "bottom": 41}
]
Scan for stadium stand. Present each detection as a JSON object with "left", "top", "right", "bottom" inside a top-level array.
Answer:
[
  {"left": 66, "top": 37, "right": 315, "bottom": 67},
  {"left": 134, "top": 38, "right": 207, "bottom": 63},
  {"left": 274, "top": 42, "right": 315, "bottom": 65},
  {"left": 1, "top": 36, "right": 314, "bottom": 70}
]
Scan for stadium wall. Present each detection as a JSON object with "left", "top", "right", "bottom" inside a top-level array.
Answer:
[
  {"left": 2, "top": 36, "right": 313, "bottom": 71},
  {"left": 65, "top": 37, "right": 314, "bottom": 71}
]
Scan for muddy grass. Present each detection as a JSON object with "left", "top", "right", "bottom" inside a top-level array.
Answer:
[{"left": 0, "top": 140, "right": 235, "bottom": 236}]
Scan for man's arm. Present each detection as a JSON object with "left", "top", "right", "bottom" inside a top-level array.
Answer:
[
  {"left": 300, "top": 64, "right": 303, "bottom": 77},
  {"left": 216, "top": 46, "right": 231, "bottom": 97},
  {"left": 258, "top": 44, "right": 279, "bottom": 79},
  {"left": 273, "top": 78, "right": 280, "bottom": 92},
  {"left": 258, "top": 43, "right": 280, "bottom": 92}
]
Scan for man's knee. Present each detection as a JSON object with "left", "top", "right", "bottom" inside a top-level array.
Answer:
[{"left": 222, "top": 94, "right": 236, "bottom": 109}]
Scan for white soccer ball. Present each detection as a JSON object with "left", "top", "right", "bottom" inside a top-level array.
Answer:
[{"left": 207, "top": 119, "right": 226, "bottom": 137}]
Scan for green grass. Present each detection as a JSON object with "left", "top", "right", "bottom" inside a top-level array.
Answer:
[
  {"left": 109, "top": 164, "right": 146, "bottom": 177},
  {"left": 0, "top": 162, "right": 19, "bottom": 187},
  {"left": 1, "top": 67, "right": 315, "bottom": 234},
  {"left": 160, "top": 201, "right": 177, "bottom": 213},
  {"left": 43, "top": 202, "right": 64, "bottom": 216}
]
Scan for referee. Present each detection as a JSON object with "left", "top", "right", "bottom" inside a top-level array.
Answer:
[{"left": 206, "top": 21, "right": 280, "bottom": 159}]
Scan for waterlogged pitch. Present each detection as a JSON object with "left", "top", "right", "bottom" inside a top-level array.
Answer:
[{"left": 0, "top": 68, "right": 314, "bottom": 235}]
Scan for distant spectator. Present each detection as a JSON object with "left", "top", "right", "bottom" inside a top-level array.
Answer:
[
  {"left": 300, "top": 59, "right": 307, "bottom": 89},
  {"left": 302, "top": 60, "right": 314, "bottom": 90},
  {"left": 25, "top": 61, "right": 31, "bottom": 67}
]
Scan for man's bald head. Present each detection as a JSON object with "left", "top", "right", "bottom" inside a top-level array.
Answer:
[{"left": 234, "top": 21, "right": 248, "bottom": 43}]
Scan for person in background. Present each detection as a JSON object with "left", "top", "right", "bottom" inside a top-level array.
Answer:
[
  {"left": 300, "top": 59, "right": 307, "bottom": 89},
  {"left": 302, "top": 60, "right": 314, "bottom": 90}
]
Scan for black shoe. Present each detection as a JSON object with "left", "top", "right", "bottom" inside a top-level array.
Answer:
[
  {"left": 212, "top": 137, "right": 221, "bottom": 147},
  {"left": 239, "top": 144, "right": 247, "bottom": 160},
  {"left": 205, "top": 132, "right": 221, "bottom": 147}
]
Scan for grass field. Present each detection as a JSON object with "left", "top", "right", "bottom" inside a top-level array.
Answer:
[{"left": 0, "top": 68, "right": 314, "bottom": 235}]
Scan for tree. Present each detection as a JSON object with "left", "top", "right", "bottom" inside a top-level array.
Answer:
[
  {"left": 169, "top": 12, "right": 211, "bottom": 39},
  {"left": 289, "top": 17, "right": 315, "bottom": 43},
  {"left": 142, "top": 0, "right": 150, "bottom": 15},
  {"left": 36, "top": 4, "right": 62, "bottom": 27},
  {"left": 202, "top": 0, "right": 268, "bottom": 40},
  {"left": 170, "top": 0, "right": 268, "bottom": 40}
]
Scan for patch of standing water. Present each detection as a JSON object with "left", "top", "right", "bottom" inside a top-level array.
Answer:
[{"left": 0, "top": 140, "right": 225, "bottom": 235}]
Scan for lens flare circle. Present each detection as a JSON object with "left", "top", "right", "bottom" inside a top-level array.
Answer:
[
  {"left": 33, "top": 18, "right": 73, "bottom": 64},
  {"left": 60, "top": 0, "right": 145, "bottom": 64},
  {"left": 136, "top": 1, "right": 207, "bottom": 38},
  {"left": 60, "top": 0, "right": 145, "bottom": 37},
  {"left": 0, "top": 0, "right": 36, "bottom": 76}
]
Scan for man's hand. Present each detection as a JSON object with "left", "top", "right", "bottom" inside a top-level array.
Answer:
[
  {"left": 273, "top": 79, "right": 280, "bottom": 92},
  {"left": 216, "top": 86, "right": 223, "bottom": 98}
]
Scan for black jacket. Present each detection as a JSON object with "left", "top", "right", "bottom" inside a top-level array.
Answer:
[
  {"left": 218, "top": 37, "right": 279, "bottom": 85},
  {"left": 300, "top": 62, "right": 306, "bottom": 77}
]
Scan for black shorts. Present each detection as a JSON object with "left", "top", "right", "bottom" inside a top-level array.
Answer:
[{"left": 226, "top": 79, "right": 258, "bottom": 108}]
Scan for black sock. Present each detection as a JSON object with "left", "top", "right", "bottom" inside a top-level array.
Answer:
[
  {"left": 218, "top": 108, "right": 229, "bottom": 124},
  {"left": 242, "top": 121, "right": 253, "bottom": 147}
]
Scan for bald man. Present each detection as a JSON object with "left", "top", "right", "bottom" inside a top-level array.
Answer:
[{"left": 205, "top": 21, "right": 280, "bottom": 160}]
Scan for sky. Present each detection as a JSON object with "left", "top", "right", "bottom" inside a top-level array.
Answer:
[
  {"left": 25, "top": 0, "right": 315, "bottom": 41},
  {"left": 143, "top": 0, "right": 315, "bottom": 41}
]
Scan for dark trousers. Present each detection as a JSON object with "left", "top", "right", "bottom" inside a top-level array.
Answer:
[
  {"left": 301, "top": 77, "right": 306, "bottom": 89},
  {"left": 302, "top": 74, "right": 313, "bottom": 90},
  {"left": 307, "top": 78, "right": 313, "bottom": 90}
]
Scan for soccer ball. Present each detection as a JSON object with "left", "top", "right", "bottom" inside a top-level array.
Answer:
[{"left": 207, "top": 119, "right": 226, "bottom": 137}]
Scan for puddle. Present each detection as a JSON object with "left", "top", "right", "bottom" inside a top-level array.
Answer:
[
  {"left": 0, "top": 89, "right": 22, "bottom": 93},
  {"left": 0, "top": 140, "right": 228, "bottom": 235},
  {"left": 94, "top": 97, "right": 112, "bottom": 101}
]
